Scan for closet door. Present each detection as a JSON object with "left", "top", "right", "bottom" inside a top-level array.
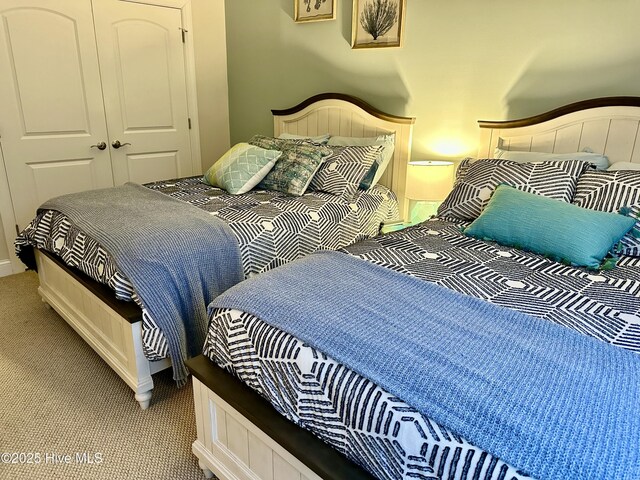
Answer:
[
  {"left": 0, "top": 1, "right": 114, "bottom": 230},
  {"left": 93, "top": 0, "right": 193, "bottom": 185}
]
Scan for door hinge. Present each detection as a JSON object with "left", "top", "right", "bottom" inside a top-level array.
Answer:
[
  {"left": 15, "top": 224, "right": 20, "bottom": 235},
  {"left": 188, "top": 118, "right": 192, "bottom": 129},
  {"left": 179, "top": 27, "right": 188, "bottom": 43}
]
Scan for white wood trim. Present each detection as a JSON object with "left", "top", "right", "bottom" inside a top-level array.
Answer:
[
  {"left": 180, "top": 1, "right": 204, "bottom": 175},
  {"left": 0, "top": 259, "right": 13, "bottom": 277},
  {"left": 0, "top": 145, "right": 22, "bottom": 274},
  {"left": 35, "top": 250, "right": 171, "bottom": 409},
  {"left": 121, "top": 0, "right": 190, "bottom": 8},
  {"left": 478, "top": 105, "right": 640, "bottom": 165},
  {"left": 273, "top": 98, "right": 414, "bottom": 221},
  {"left": 192, "top": 378, "right": 322, "bottom": 480}
]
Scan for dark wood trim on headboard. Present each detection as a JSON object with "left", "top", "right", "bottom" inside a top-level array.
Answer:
[
  {"left": 272, "top": 93, "right": 416, "bottom": 125},
  {"left": 477, "top": 96, "right": 640, "bottom": 129}
]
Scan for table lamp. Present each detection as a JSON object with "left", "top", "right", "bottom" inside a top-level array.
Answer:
[{"left": 405, "top": 160, "right": 455, "bottom": 224}]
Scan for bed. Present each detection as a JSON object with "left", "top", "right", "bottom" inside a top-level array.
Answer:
[
  {"left": 187, "top": 97, "right": 640, "bottom": 480},
  {"left": 15, "top": 93, "right": 415, "bottom": 409}
]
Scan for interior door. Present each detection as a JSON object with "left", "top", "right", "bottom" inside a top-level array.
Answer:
[
  {"left": 0, "top": 0, "right": 114, "bottom": 230},
  {"left": 93, "top": 0, "right": 193, "bottom": 185}
]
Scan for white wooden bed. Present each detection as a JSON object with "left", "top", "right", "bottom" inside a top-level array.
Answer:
[
  {"left": 187, "top": 96, "right": 640, "bottom": 480},
  {"left": 478, "top": 96, "right": 640, "bottom": 164},
  {"left": 33, "top": 93, "right": 415, "bottom": 410}
]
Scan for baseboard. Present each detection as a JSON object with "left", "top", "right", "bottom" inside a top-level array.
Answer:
[{"left": 0, "top": 260, "right": 13, "bottom": 277}]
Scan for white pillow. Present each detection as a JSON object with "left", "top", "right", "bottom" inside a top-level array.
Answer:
[
  {"left": 327, "top": 134, "right": 395, "bottom": 188},
  {"left": 278, "top": 133, "right": 330, "bottom": 144},
  {"left": 494, "top": 147, "right": 609, "bottom": 170},
  {"left": 607, "top": 161, "right": 640, "bottom": 171}
]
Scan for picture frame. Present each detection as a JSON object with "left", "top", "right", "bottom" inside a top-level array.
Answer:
[
  {"left": 294, "top": 0, "right": 337, "bottom": 23},
  {"left": 351, "top": 0, "right": 406, "bottom": 49}
]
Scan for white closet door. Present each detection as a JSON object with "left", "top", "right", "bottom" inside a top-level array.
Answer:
[
  {"left": 93, "top": 0, "right": 193, "bottom": 185},
  {"left": 0, "top": 0, "right": 114, "bottom": 230}
]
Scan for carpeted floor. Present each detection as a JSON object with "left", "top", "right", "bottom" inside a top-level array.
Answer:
[{"left": 0, "top": 271, "right": 206, "bottom": 480}]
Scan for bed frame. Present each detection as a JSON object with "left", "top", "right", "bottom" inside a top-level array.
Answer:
[
  {"left": 33, "top": 93, "right": 415, "bottom": 410},
  {"left": 188, "top": 96, "right": 640, "bottom": 480},
  {"left": 478, "top": 96, "right": 640, "bottom": 164}
]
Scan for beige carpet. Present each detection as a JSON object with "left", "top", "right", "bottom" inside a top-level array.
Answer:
[{"left": 0, "top": 271, "right": 206, "bottom": 480}]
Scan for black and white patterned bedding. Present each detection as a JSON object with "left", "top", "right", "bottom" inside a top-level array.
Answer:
[
  {"left": 15, "top": 176, "right": 398, "bottom": 360},
  {"left": 204, "top": 219, "right": 640, "bottom": 480}
]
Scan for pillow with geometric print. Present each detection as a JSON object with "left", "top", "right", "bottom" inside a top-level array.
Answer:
[
  {"left": 327, "top": 134, "right": 395, "bottom": 189},
  {"left": 437, "top": 158, "right": 591, "bottom": 221},
  {"left": 203, "top": 143, "right": 281, "bottom": 195},
  {"left": 249, "top": 135, "right": 333, "bottom": 196},
  {"left": 572, "top": 169, "right": 640, "bottom": 257},
  {"left": 309, "top": 145, "right": 385, "bottom": 199}
]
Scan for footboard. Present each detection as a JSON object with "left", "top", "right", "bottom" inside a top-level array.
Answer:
[
  {"left": 35, "top": 250, "right": 170, "bottom": 409},
  {"left": 192, "top": 377, "right": 322, "bottom": 480},
  {"left": 188, "top": 355, "right": 373, "bottom": 480}
]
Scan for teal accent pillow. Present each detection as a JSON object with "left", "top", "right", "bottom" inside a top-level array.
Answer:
[
  {"left": 202, "top": 143, "right": 281, "bottom": 194},
  {"left": 463, "top": 184, "right": 636, "bottom": 269}
]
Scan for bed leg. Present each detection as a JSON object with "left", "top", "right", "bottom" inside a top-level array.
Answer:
[
  {"left": 198, "top": 460, "right": 214, "bottom": 479},
  {"left": 135, "top": 390, "right": 153, "bottom": 410},
  {"left": 41, "top": 298, "right": 51, "bottom": 309}
]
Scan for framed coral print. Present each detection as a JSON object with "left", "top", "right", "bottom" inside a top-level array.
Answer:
[
  {"left": 295, "top": 0, "right": 337, "bottom": 22},
  {"left": 352, "top": 0, "right": 406, "bottom": 48}
]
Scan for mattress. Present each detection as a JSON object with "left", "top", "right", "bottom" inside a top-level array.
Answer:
[
  {"left": 15, "top": 176, "right": 399, "bottom": 360},
  {"left": 203, "top": 219, "right": 640, "bottom": 480}
]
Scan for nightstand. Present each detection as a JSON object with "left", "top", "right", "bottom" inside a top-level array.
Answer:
[{"left": 380, "top": 220, "right": 411, "bottom": 234}]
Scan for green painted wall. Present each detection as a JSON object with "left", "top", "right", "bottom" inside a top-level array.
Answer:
[{"left": 224, "top": 0, "right": 640, "bottom": 161}]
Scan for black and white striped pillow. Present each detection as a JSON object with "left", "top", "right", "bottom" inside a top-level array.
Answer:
[
  {"left": 437, "top": 158, "right": 590, "bottom": 221},
  {"left": 309, "top": 145, "right": 384, "bottom": 199},
  {"left": 573, "top": 170, "right": 640, "bottom": 257}
]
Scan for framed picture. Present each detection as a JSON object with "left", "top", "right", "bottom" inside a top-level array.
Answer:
[
  {"left": 294, "top": 0, "right": 336, "bottom": 23},
  {"left": 352, "top": 0, "right": 406, "bottom": 49}
]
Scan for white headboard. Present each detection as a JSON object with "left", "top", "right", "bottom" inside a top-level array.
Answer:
[
  {"left": 477, "top": 97, "right": 640, "bottom": 166},
  {"left": 272, "top": 93, "right": 415, "bottom": 221}
]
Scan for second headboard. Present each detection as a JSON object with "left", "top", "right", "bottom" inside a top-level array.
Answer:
[{"left": 272, "top": 93, "right": 415, "bottom": 221}]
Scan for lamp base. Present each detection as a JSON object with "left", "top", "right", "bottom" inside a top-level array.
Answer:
[{"left": 408, "top": 200, "right": 440, "bottom": 224}]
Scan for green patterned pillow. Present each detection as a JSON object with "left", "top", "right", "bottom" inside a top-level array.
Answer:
[
  {"left": 249, "top": 135, "right": 332, "bottom": 196},
  {"left": 202, "top": 143, "right": 281, "bottom": 194}
]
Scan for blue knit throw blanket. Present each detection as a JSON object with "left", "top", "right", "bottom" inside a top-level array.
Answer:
[
  {"left": 41, "top": 183, "right": 243, "bottom": 385},
  {"left": 211, "top": 251, "right": 640, "bottom": 480}
]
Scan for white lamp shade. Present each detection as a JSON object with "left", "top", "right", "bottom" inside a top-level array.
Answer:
[{"left": 405, "top": 160, "right": 455, "bottom": 201}]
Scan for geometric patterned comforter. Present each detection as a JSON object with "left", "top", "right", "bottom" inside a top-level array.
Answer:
[
  {"left": 204, "top": 219, "right": 640, "bottom": 480},
  {"left": 15, "top": 176, "right": 398, "bottom": 360}
]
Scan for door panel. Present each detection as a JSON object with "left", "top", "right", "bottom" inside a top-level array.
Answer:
[
  {"left": 94, "top": 0, "right": 193, "bottom": 185},
  {"left": 7, "top": 9, "right": 89, "bottom": 134},
  {"left": 117, "top": 22, "right": 175, "bottom": 129},
  {"left": 0, "top": 1, "right": 114, "bottom": 229},
  {"left": 126, "top": 151, "right": 180, "bottom": 185},
  {"left": 29, "top": 159, "right": 101, "bottom": 206}
]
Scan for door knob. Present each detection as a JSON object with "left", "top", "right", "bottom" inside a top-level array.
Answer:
[
  {"left": 112, "top": 140, "right": 131, "bottom": 149},
  {"left": 90, "top": 142, "right": 107, "bottom": 150}
]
